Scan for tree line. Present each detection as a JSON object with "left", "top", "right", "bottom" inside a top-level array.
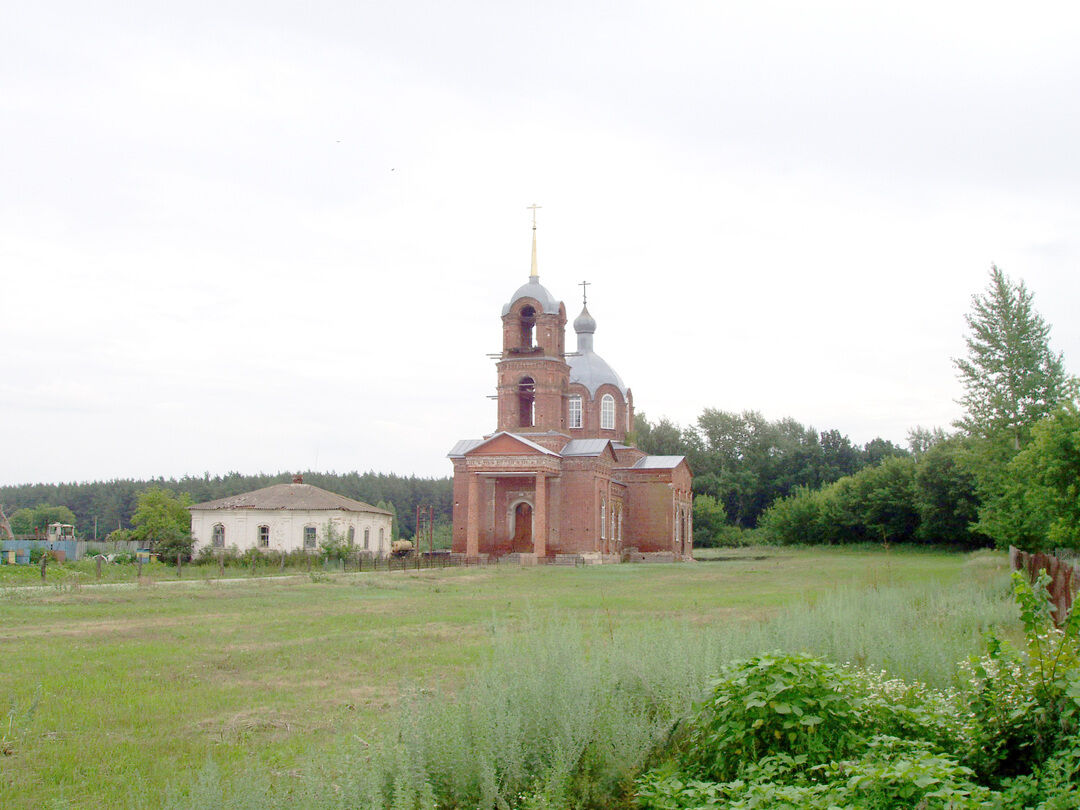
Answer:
[
  {"left": 634, "top": 410, "right": 909, "bottom": 538},
  {"left": 0, "top": 470, "right": 453, "bottom": 542}
]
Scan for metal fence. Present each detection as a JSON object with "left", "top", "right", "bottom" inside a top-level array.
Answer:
[{"left": 1, "top": 539, "right": 141, "bottom": 562}]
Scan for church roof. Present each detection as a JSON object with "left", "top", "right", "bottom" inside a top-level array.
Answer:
[
  {"left": 561, "top": 438, "right": 613, "bottom": 456},
  {"left": 447, "top": 438, "right": 485, "bottom": 457},
  {"left": 189, "top": 482, "right": 391, "bottom": 514},
  {"left": 629, "top": 456, "right": 687, "bottom": 469},
  {"left": 501, "top": 276, "right": 563, "bottom": 316}
]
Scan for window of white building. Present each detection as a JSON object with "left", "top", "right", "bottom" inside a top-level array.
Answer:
[
  {"left": 364, "top": 528, "right": 370, "bottom": 550},
  {"left": 601, "top": 394, "right": 615, "bottom": 430},
  {"left": 257, "top": 525, "right": 269, "bottom": 548},
  {"left": 212, "top": 523, "right": 225, "bottom": 548},
  {"left": 568, "top": 395, "right": 582, "bottom": 429},
  {"left": 303, "top": 526, "right": 317, "bottom": 550}
]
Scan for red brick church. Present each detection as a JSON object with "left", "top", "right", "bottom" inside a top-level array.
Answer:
[{"left": 448, "top": 220, "right": 692, "bottom": 562}]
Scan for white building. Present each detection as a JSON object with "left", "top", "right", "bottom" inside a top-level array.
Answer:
[{"left": 189, "top": 475, "right": 394, "bottom": 556}]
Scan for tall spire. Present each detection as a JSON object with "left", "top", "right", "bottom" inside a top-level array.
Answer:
[{"left": 527, "top": 203, "right": 541, "bottom": 279}]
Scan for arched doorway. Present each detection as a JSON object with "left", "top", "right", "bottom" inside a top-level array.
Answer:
[{"left": 511, "top": 501, "right": 533, "bottom": 552}]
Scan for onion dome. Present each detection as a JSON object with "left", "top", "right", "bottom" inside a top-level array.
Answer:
[{"left": 568, "top": 305, "right": 627, "bottom": 395}]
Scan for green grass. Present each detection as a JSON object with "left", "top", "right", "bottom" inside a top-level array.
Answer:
[
  {"left": 0, "top": 547, "right": 1012, "bottom": 809},
  {"left": 0, "top": 558, "right": 333, "bottom": 588}
]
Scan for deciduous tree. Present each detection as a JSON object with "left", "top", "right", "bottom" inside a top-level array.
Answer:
[
  {"left": 130, "top": 487, "right": 193, "bottom": 560},
  {"left": 954, "top": 266, "right": 1069, "bottom": 449},
  {"left": 953, "top": 266, "right": 1072, "bottom": 548}
]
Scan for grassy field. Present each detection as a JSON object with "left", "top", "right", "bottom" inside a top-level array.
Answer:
[{"left": 0, "top": 547, "right": 1012, "bottom": 809}]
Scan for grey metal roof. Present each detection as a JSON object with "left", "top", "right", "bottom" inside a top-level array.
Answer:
[
  {"left": 189, "top": 483, "right": 392, "bottom": 514},
  {"left": 630, "top": 455, "right": 686, "bottom": 469},
  {"left": 561, "top": 439, "right": 612, "bottom": 456},
  {"left": 447, "top": 438, "right": 485, "bottom": 458},
  {"left": 501, "top": 276, "right": 563, "bottom": 316}
]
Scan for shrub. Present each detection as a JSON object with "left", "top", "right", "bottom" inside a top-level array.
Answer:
[
  {"left": 677, "top": 654, "right": 866, "bottom": 782},
  {"left": 155, "top": 535, "right": 194, "bottom": 564}
]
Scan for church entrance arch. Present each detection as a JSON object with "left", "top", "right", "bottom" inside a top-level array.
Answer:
[{"left": 509, "top": 499, "right": 533, "bottom": 552}]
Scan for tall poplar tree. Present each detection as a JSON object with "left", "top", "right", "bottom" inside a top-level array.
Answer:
[
  {"left": 954, "top": 265, "right": 1068, "bottom": 449},
  {"left": 954, "top": 266, "right": 1072, "bottom": 548}
]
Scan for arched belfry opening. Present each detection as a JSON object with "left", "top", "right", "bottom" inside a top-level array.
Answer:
[
  {"left": 518, "top": 376, "right": 535, "bottom": 427},
  {"left": 519, "top": 305, "right": 536, "bottom": 350}
]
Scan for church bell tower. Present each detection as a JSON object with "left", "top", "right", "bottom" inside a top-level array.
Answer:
[{"left": 495, "top": 206, "right": 570, "bottom": 442}]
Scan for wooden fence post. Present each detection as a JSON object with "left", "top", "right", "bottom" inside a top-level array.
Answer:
[
  {"left": 137, "top": 559, "right": 143, "bottom": 580},
  {"left": 96, "top": 555, "right": 102, "bottom": 580},
  {"left": 219, "top": 552, "right": 225, "bottom": 578},
  {"left": 177, "top": 552, "right": 182, "bottom": 579},
  {"left": 40, "top": 552, "right": 47, "bottom": 582},
  {"left": 280, "top": 551, "right": 285, "bottom": 572}
]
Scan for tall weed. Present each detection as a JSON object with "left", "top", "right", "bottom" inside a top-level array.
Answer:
[{"left": 159, "top": 569, "right": 1015, "bottom": 809}]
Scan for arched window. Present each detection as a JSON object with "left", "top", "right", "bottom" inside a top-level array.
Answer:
[
  {"left": 568, "top": 395, "right": 582, "bottom": 429},
  {"left": 212, "top": 523, "right": 225, "bottom": 548},
  {"left": 600, "top": 498, "right": 606, "bottom": 540},
  {"left": 519, "top": 305, "right": 536, "bottom": 349},
  {"left": 347, "top": 526, "right": 355, "bottom": 544},
  {"left": 601, "top": 394, "right": 615, "bottom": 430},
  {"left": 379, "top": 527, "right": 385, "bottom": 548},
  {"left": 518, "top": 377, "right": 536, "bottom": 427},
  {"left": 257, "top": 525, "right": 270, "bottom": 548},
  {"left": 363, "top": 528, "right": 370, "bottom": 550},
  {"left": 303, "top": 525, "right": 317, "bottom": 550}
]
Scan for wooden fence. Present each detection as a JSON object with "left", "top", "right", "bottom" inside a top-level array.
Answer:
[{"left": 1009, "top": 546, "right": 1079, "bottom": 626}]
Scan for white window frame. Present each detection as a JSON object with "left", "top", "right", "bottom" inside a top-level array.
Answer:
[
  {"left": 600, "top": 498, "right": 606, "bottom": 540},
  {"left": 601, "top": 394, "right": 615, "bottom": 430},
  {"left": 303, "top": 525, "right": 317, "bottom": 550},
  {"left": 568, "top": 395, "right": 583, "bottom": 429},
  {"left": 257, "top": 525, "right": 270, "bottom": 548},
  {"left": 212, "top": 523, "right": 225, "bottom": 548}
]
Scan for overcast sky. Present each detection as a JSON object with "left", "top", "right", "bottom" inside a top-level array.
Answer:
[{"left": 3, "top": 1, "right": 1079, "bottom": 486}]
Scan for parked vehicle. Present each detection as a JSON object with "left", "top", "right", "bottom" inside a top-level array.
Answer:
[{"left": 46, "top": 523, "right": 76, "bottom": 542}]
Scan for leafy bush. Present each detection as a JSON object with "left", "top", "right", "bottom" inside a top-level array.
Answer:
[
  {"left": 154, "top": 535, "right": 194, "bottom": 565},
  {"left": 636, "top": 569, "right": 1080, "bottom": 810},
  {"left": 678, "top": 654, "right": 866, "bottom": 782}
]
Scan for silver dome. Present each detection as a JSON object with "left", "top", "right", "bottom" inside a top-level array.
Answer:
[
  {"left": 568, "top": 305, "right": 627, "bottom": 396},
  {"left": 501, "top": 276, "right": 562, "bottom": 316}
]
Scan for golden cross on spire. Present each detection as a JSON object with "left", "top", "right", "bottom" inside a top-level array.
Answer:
[{"left": 527, "top": 203, "right": 541, "bottom": 279}]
